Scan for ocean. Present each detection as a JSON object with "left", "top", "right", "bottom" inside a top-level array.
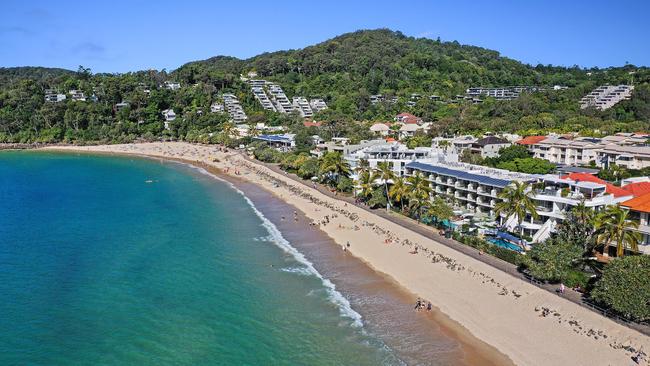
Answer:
[{"left": 0, "top": 151, "right": 489, "bottom": 365}]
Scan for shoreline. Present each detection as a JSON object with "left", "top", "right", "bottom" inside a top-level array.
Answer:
[{"left": 37, "top": 142, "right": 650, "bottom": 366}]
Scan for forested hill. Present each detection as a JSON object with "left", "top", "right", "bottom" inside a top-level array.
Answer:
[{"left": 0, "top": 29, "right": 649, "bottom": 144}]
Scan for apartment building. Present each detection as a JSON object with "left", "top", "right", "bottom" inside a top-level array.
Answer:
[
  {"left": 530, "top": 137, "right": 602, "bottom": 166},
  {"left": 621, "top": 193, "right": 650, "bottom": 254},
  {"left": 309, "top": 99, "right": 328, "bottom": 112},
  {"left": 252, "top": 86, "right": 276, "bottom": 112},
  {"left": 267, "top": 84, "right": 294, "bottom": 113},
  {"left": 596, "top": 145, "right": 650, "bottom": 170},
  {"left": 68, "top": 90, "right": 86, "bottom": 101},
  {"left": 163, "top": 81, "right": 181, "bottom": 91},
  {"left": 292, "top": 97, "right": 313, "bottom": 118},
  {"left": 466, "top": 86, "right": 545, "bottom": 101},
  {"left": 223, "top": 93, "right": 248, "bottom": 123},
  {"left": 311, "top": 138, "right": 386, "bottom": 159},
  {"left": 210, "top": 102, "right": 224, "bottom": 113},
  {"left": 347, "top": 143, "right": 438, "bottom": 177},
  {"left": 580, "top": 85, "right": 634, "bottom": 110},
  {"left": 404, "top": 161, "right": 628, "bottom": 243}
]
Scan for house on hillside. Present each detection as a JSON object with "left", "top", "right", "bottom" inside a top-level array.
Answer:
[
  {"left": 162, "top": 109, "right": 177, "bottom": 130},
  {"left": 370, "top": 123, "right": 391, "bottom": 137},
  {"left": 394, "top": 112, "right": 422, "bottom": 125}
]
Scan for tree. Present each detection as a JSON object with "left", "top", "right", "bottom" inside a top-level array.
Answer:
[
  {"left": 591, "top": 255, "right": 650, "bottom": 321},
  {"left": 367, "top": 186, "right": 388, "bottom": 209},
  {"left": 595, "top": 205, "right": 641, "bottom": 257},
  {"left": 373, "top": 162, "right": 395, "bottom": 212},
  {"left": 319, "top": 152, "right": 351, "bottom": 187},
  {"left": 356, "top": 168, "right": 375, "bottom": 200},
  {"left": 406, "top": 171, "right": 432, "bottom": 219},
  {"left": 424, "top": 197, "right": 454, "bottom": 224},
  {"left": 522, "top": 238, "right": 583, "bottom": 283},
  {"left": 555, "top": 202, "right": 597, "bottom": 253},
  {"left": 496, "top": 158, "right": 555, "bottom": 174},
  {"left": 388, "top": 176, "right": 409, "bottom": 211},
  {"left": 297, "top": 158, "right": 320, "bottom": 179},
  {"left": 494, "top": 181, "right": 539, "bottom": 239}
]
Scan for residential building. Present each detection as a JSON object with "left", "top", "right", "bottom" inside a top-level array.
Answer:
[
  {"left": 596, "top": 145, "right": 650, "bottom": 170},
  {"left": 311, "top": 138, "right": 386, "bottom": 158},
  {"left": 68, "top": 89, "right": 86, "bottom": 101},
  {"left": 580, "top": 85, "right": 634, "bottom": 110},
  {"left": 470, "top": 136, "right": 511, "bottom": 158},
  {"left": 44, "top": 89, "right": 66, "bottom": 103},
  {"left": 309, "top": 99, "right": 328, "bottom": 112},
  {"left": 394, "top": 112, "right": 422, "bottom": 125},
  {"left": 251, "top": 86, "right": 276, "bottom": 112},
  {"left": 621, "top": 193, "right": 650, "bottom": 254},
  {"left": 450, "top": 135, "right": 478, "bottom": 153},
  {"left": 347, "top": 143, "right": 439, "bottom": 177},
  {"left": 210, "top": 102, "right": 225, "bottom": 113},
  {"left": 223, "top": 93, "right": 247, "bottom": 123},
  {"left": 466, "top": 86, "right": 545, "bottom": 101},
  {"left": 399, "top": 124, "right": 421, "bottom": 138},
  {"left": 292, "top": 97, "right": 313, "bottom": 118},
  {"left": 516, "top": 135, "right": 547, "bottom": 146},
  {"left": 404, "top": 160, "right": 629, "bottom": 243},
  {"left": 370, "top": 123, "right": 391, "bottom": 137},
  {"left": 530, "top": 137, "right": 603, "bottom": 166},
  {"left": 254, "top": 134, "right": 296, "bottom": 151},
  {"left": 267, "top": 84, "right": 293, "bottom": 113},
  {"left": 114, "top": 101, "right": 129, "bottom": 111},
  {"left": 162, "top": 109, "right": 176, "bottom": 130},
  {"left": 163, "top": 81, "right": 181, "bottom": 91}
]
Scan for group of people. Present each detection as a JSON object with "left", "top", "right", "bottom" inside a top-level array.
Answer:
[{"left": 414, "top": 298, "right": 433, "bottom": 312}]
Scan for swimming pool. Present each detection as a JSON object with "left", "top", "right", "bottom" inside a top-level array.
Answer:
[{"left": 486, "top": 237, "right": 525, "bottom": 252}]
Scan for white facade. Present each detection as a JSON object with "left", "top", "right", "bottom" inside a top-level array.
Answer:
[
  {"left": 580, "top": 85, "right": 634, "bottom": 110},
  {"left": 596, "top": 145, "right": 650, "bottom": 170},
  {"left": 347, "top": 143, "right": 439, "bottom": 178},
  {"left": 530, "top": 137, "right": 602, "bottom": 166}
]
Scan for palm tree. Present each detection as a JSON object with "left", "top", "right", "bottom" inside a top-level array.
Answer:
[
  {"left": 494, "top": 181, "right": 538, "bottom": 238},
  {"left": 246, "top": 121, "right": 260, "bottom": 138},
  {"left": 388, "top": 176, "right": 409, "bottom": 212},
  {"left": 356, "top": 168, "right": 375, "bottom": 200},
  {"left": 219, "top": 121, "right": 237, "bottom": 146},
  {"left": 374, "top": 162, "right": 395, "bottom": 211},
  {"left": 319, "top": 152, "right": 351, "bottom": 187},
  {"left": 424, "top": 196, "right": 454, "bottom": 224},
  {"left": 406, "top": 171, "right": 432, "bottom": 220},
  {"left": 595, "top": 205, "right": 641, "bottom": 257}
]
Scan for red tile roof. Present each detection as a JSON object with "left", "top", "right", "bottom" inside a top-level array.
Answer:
[
  {"left": 303, "top": 121, "right": 322, "bottom": 127},
  {"left": 396, "top": 113, "right": 417, "bottom": 118},
  {"left": 623, "top": 182, "right": 650, "bottom": 197},
  {"left": 622, "top": 192, "right": 650, "bottom": 213},
  {"left": 561, "top": 173, "right": 631, "bottom": 198},
  {"left": 516, "top": 136, "right": 547, "bottom": 145}
]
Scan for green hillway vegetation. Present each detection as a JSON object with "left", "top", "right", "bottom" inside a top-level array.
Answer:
[
  {"left": 2, "top": 29, "right": 649, "bottom": 320},
  {"left": 1, "top": 29, "right": 649, "bottom": 145}
]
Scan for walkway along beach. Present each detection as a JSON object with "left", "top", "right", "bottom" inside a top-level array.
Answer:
[{"left": 44, "top": 142, "right": 650, "bottom": 366}]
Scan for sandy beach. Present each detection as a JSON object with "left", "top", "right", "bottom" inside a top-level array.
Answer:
[{"left": 44, "top": 142, "right": 650, "bottom": 366}]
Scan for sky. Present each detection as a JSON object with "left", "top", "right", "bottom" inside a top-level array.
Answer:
[{"left": 1, "top": 0, "right": 649, "bottom": 73}]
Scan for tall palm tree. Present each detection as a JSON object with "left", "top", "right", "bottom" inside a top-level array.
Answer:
[
  {"left": 494, "top": 181, "right": 538, "bottom": 237},
  {"left": 407, "top": 171, "right": 432, "bottom": 220},
  {"left": 246, "top": 121, "right": 260, "bottom": 138},
  {"left": 219, "top": 121, "right": 237, "bottom": 146},
  {"left": 595, "top": 205, "right": 641, "bottom": 257},
  {"left": 319, "top": 152, "right": 351, "bottom": 187},
  {"left": 374, "top": 161, "right": 395, "bottom": 211},
  {"left": 388, "top": 176, "right": 409, "bottom": 212}
]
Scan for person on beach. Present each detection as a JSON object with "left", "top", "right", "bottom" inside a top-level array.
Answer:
[
  {"left": 414, "top": 299, "right": 421, "bottom": 311},
  {"left": 427, "top": 302, "right": 432, "bottom": 312}
]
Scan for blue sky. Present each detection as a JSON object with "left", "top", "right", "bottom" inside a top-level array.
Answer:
[{"left": 1, "top": 0, "right": 648, "bottom": 73}]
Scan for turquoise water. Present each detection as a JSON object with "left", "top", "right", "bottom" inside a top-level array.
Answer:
[
  {"left": 486, "top": 237, "right": 524, "bottom": 252},
  {"left": 0, "top": 151, "right": 398, "bottom": 365}
]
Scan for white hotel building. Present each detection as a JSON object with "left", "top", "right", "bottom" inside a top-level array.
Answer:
[{"left": 404, "top": 160, "right": 630, "bottom": 243}]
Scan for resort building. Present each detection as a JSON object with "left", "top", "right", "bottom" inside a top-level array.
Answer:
[
  {"left": 530, "top": 137, "right": 603, "bottom": 166},
  {"left": 394, "top": 112, "right": 422, "bottom": 125},
  {"left": 162, "top": 109, "right": 176, "bottom": 130},
  {"left": 309, "top": 99, "right": 328, "bottom": 113},
  {"left": 470, "top": 136, "right": 511, "bottom": 158},
  {"left": 580, "top": 85, "right": 634, "bottom": 110},
  {"left": 292, "top": 97, "right": 314, "bottom": 118},
  {"left": 370, "top": 123, "right": 391, "bottom": 137},
  {"left": 210, "top": 102, "right": 224, "bottom": 113},
  {"left": 465, "top": 86, "right": 546, "bottom": 101},
  {"left": 403, "top": 160, "right": 630, "bottom": 243},
  {"left": 621, "top": 193, "right": 650, "bottom": 254},
  {"left": 252, "top": 86, "right": 276, "bottom": 112},
  {"left": 346, "top": 143, "right": 440, "bottom": 177},
  {"left": 595, "top": 145, "right": 650, "bottom": 170},
  {"left": 223, "top": 94, "right": 247, "bottom": 123},
  {"left": 267, "top": 84, "right": 294, "bottom": 114},
  {"left": 311, "top": 138, "right": 386, "bottom": 159}
]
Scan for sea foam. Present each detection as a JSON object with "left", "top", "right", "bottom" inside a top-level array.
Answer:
[{"left": 189, "top": 165, "right": 364, "bottom": 328}]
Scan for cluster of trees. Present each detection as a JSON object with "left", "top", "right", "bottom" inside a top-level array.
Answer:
[
  {"left": 1, "top": 29, "right": 649, "bottom": 144},
  {"left": 462, "top": 144, "right": 555, "bottom": 174}
]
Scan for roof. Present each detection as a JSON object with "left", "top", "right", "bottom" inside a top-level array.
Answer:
[
  {"left": 370, "top": 123, "right": 390, "bottom": 131},
  {"left": 255, "top": 134, "right": 295, "bottom": 143},
  {"left": 399, "top": 124, "right": 420, "bottom": 131},
  {"left": 303, "top": 121, "right": 322, "bottom": 127},
  {"left": 396, "top": 112, "right": 417, "bottom": 118},
  {"left": 623, "top": 182, "right": 650, "bottom": 197},
  {"left": 516, "top": 136, "right": 547, "bottom": 145},
  {"left": 561, "top": 173, "right": 630, "bottom": 197},
  {"left": 622, "top": 192, "right": 650, "bottom": 213},
  {"left": 473, "top": 136, "right": 509, "bottom": 147},
  {"left": 556, "top": 166, "right": 600, "bottom": 175},
  {"left": 406, "top": 161, "right": 513, "bottom": 188}
]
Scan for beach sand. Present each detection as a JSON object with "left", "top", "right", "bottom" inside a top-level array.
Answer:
[{"left": 44, "top": 142, "right": 650, "bottom": 366}]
